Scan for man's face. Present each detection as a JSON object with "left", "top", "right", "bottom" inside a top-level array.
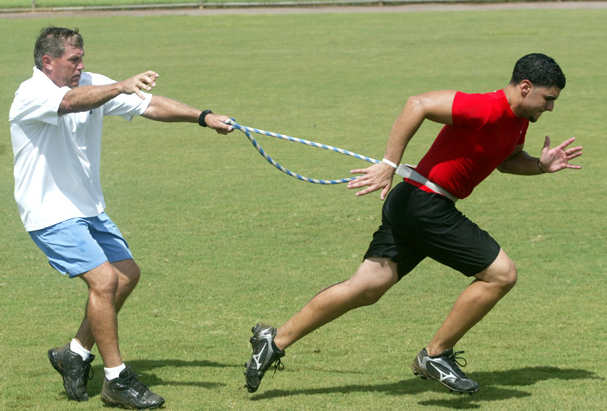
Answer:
[
  {"left": 46, "top": 43, "right": 85, "bottom": 88},
  {"left": 522, "top": 85, "right": 561, "bottom": 123}
]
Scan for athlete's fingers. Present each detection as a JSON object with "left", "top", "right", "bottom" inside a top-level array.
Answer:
[{"left": 556, "top": 136, "right": 577, "bottom": 150}]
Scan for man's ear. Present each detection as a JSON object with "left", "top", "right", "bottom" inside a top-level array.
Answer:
[
  {"left": 519, "top": 79, "right": 533, "bottom": 98},
  {"left": 41, "top": 55, "right": 53, "bottom": 73}
]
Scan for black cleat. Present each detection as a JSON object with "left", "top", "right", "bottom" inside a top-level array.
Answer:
[
  {"left": 412, "top": 348, "right": 479, "bottom": 394},
  {"left": 244, "top": 323, "right": 285, "bottom": 393},
  {"left": 48, "top": 344, "right": 95, "bottom": 401},
  {"left": 100, "top": 366, "right": 165, "bottom": 409}
]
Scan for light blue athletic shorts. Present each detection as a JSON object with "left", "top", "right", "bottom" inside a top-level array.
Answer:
[{"left": 29, "top": 212, "right": 133, "bottom": 278}]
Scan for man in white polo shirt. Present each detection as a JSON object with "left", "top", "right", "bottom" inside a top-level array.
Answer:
[{"left": 10, "top": 26, "right": 233, "bottom": 409}]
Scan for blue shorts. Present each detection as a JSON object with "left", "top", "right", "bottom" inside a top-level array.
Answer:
[{"left": 29, "top": 212, "right": 133, "bottom": 278}]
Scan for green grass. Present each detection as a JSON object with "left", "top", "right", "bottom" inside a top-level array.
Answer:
[{"left": 1, "top": 8, "right": 606, "bottom": 411}]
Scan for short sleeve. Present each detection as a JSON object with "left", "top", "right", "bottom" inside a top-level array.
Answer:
[{"left": 9, "top": 82, "right": 69, "bottom": 126}]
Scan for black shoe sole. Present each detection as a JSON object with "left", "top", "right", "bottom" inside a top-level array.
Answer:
[{"left": 101, "top": 393, "right": 165, "bottom": 410}]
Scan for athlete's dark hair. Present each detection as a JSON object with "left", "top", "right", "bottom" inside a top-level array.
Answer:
[
  {"left": 510, "top": 53, "right": 566, "bottom": 89},
  {"left": 34, "top": 26, "right": 84, "bottom": 70}
]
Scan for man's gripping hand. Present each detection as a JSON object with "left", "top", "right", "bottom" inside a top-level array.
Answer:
[{"left": 205, "top": 113, "right": 234, "bottom": 135}]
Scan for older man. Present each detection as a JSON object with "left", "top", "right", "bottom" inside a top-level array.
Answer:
[{"left": 10, "top": 26, "right": 233, "bottom": 409}]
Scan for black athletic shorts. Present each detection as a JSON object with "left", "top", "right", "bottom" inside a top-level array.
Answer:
[{"left": 364, "top": 181, "right": 501, "bottom": 279}]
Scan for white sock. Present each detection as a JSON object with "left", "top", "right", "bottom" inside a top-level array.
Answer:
[
  {"left": 69, "top": 339, "right": 91, "bottom": 361},
  {"left": 104, "top": 363, "right": 127, "bottom": 380}
]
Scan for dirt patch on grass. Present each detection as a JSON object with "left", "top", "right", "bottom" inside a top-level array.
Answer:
[{"left": 1, "top": 1, "right": 606, "bottom": 19}]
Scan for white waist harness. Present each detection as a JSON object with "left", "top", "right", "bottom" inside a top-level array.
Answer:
[{"left": 395, "top": 165, "right": 459, "bottom": 203}]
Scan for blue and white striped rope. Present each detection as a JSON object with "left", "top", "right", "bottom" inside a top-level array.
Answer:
[{"left": 227, "top": 119, "right": 380, "bottom": 185}]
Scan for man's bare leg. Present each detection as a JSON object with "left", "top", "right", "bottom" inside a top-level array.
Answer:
[
  {"left": 76, "top": 260, "right": 164, "bottom": 408},
  {"left": 77, "top": 261, "right": 127, "bottom": 367},
  {"left": 273, "top": 257, "right": 399, "bottom": 350},
  {"left": 74, "top": 259, "right": 140, "bottom": 353},
  {"left": 411, "top": 249, "right": 517, "bottom": 394},
  {"left": 426, "top": 249, "right": 517, "bottom": 356},
  {"left": 244, "top": 257, "right": 399, "bottom": 393}
]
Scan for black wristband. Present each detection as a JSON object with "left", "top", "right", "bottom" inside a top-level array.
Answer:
[
  {"left": 198, "top": 109, "right": 213, "bottom": 127},
  {"left": 537, "top": 159, "right": 547, "bottom": 173}
]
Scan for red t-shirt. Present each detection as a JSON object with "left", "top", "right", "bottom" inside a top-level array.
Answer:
[{"left": 415, "top": 90, "right": 528, "bottom": 199}]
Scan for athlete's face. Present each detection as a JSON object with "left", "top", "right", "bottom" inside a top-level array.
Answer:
[
  {"left": 44, "top": 43, "right": 85, "bottom": 89},
  {"left": 521, "top": 84, "right": 561, "bottom": 123}
]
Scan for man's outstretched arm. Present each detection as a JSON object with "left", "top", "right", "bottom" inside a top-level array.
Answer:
[{"left": 498, "top": 136, "right": 582, "bottom": 175}]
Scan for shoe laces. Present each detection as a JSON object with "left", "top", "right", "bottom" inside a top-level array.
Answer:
[
  {"left": 84, "top": 362, "right": 94, "bottom": 382},
  {"left": 447, "top": 350, "right": 468, "bottom": 368},
  {"left": 123, "top": 371, "right": 149, "bottom": 395},
  {"left": 271, "top": 358, "right": 284, "bottom": 376}
]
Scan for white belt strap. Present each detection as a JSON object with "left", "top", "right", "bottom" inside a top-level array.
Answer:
[{"left": 395, "top": 164, "right": 459, "bottom": 203}]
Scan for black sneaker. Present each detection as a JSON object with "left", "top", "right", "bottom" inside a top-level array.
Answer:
[
  {"left": 244, "top": 323, "right": 285, "bottom": 393},
  {"left": 100, "top": 366, "right": 165, "bottom": 409},
  {"left": 48, "top": 344, "right": 95, "bottom": 401},
  {"left": 411, "top": 348, "right": 479, "bottom": 394}
]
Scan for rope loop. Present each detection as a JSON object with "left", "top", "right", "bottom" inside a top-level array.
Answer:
[{"left": 227, "top": 119, "right": 379, "bottom": 185}]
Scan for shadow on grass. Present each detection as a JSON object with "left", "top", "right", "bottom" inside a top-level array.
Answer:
[
  {"left": 81, "top": 358, "right": 239, "bottom": 397},
  {"left": 250, "top": 366, "right": 603, "bottom": 409}
]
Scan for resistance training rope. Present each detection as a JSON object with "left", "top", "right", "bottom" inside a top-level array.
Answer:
[
  {"left": 227, "top": 119, "right": 390, "bottom": 185},
  {"left": 225, "top": 120, "right": 459, "bottom": 203}
]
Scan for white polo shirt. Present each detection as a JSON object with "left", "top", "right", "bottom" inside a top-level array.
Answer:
[{"left": 10, "top": 67, "right": 152, "bottom": 231}]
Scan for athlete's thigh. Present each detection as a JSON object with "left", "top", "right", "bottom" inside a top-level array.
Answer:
[{"left": 349, "top": 257, "right": 399, "bottom": 295}]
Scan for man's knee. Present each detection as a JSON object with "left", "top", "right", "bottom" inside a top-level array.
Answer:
[
  {"left": 496, "top": 264, "right": 517, "bottom": 294},
  {"left": 354, "top": 285, "right": 385, "bottom": 306},
  {"left": 113, "top": 259, "right": 141, "bottom": 290},
  {"left": 477, "top": 250, "right": 517, "bottom": 293},
  {"left": 82, "top": 263, "right": 120, "bottom": 298},
  {"left": 351, "top": 258, "right": 399, "bottom": 306}
]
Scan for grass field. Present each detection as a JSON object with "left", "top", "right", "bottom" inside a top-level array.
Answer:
[{"left": 1, "top": 7, "right": 606, "bottom": 411}]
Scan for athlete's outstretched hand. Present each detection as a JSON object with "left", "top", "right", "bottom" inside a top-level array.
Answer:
[
  {"left": 539, "top": 136, "right": 583, "bottom": 172},
  {"left": 348, "top": 162, "right": 396, "bottom": 200}
]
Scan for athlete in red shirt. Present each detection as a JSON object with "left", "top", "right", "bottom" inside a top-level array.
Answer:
[
  {"left": 416, "top": 89, "right": 528, "bottom": 199},
  {"left": 244, "top": 53, "right": 583, "bottom": 394}
]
